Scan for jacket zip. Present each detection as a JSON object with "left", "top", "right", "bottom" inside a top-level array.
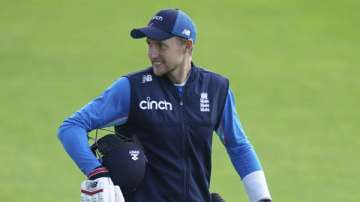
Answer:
[
  {"left": 179, "top": 93, "right": 188, "bottom": 202},
  {"left": 168, "top": 69, "right": 193, "bottom": 201},
  {"left": 176, "top": 84, "right": 190, "bottom": 202}
]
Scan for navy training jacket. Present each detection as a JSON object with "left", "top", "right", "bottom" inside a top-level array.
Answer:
[{"left": 117, "top": 64, "right": 229, "bottom": 202}]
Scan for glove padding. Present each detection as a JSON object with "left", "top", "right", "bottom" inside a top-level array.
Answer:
[{"left": 81, "top": 177, "right": 125, "bottom": 202}]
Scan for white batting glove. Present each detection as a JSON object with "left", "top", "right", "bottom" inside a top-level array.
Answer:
[{"left": 80, "top": 177, "right": 125, "bottom": 202}]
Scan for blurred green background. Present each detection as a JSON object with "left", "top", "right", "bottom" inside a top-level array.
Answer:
[{"left": 1, "top": 0, "right": 359, "bottom": 201}]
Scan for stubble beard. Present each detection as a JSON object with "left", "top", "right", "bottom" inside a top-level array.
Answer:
[{"left": 153, "top": 62, "right": 178, "bottom": 77}]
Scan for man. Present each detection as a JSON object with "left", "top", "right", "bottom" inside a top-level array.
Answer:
[{"left": 58, "top": 8, "right": 272, "bottom": 202}]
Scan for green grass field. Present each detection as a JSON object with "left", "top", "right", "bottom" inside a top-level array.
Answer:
[{"left": 1, "top": 0, "right": 359, "bottom": 201}]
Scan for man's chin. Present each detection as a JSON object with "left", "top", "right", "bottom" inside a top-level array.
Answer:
[{"left": 152, "top": 67, "right": 165, "bottom": 76}]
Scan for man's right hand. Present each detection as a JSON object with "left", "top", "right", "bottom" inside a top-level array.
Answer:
[
  {"left": 80, "top": 177, "right": 124, "bottom": 202},
  {"left": 81, "top": 166, "right": 124, "bottom": 202}
]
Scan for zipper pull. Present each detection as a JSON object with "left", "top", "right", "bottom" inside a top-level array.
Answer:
[{"left": 180, "top": 100, "right": 183, "bottom": 106}]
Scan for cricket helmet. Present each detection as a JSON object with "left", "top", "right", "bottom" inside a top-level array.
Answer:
[{"left": 91, "top": 133, "right": 147, "bottom": 194}]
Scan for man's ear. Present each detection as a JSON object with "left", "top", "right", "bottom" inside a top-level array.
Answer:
[{"left": 185, "top": 40, "right": 193, "bottom": 52}]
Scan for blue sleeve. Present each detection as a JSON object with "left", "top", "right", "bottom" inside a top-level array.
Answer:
[
  {"left": 57, "top": 77, "right": 130, "bottom": 176},
  {"left": 216, "top": 88, "right": 263, "bottom": 179}
]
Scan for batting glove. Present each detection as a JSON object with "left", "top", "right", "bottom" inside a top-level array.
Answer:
[{"left": 80, "top": 167, "right": 125, "bottom": 202}]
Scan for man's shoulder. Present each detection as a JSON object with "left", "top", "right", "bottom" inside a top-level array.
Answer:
[
  {"left": 126, "top": 67, "right": 153, "bottom": 78},
  {"left": 194, "top": 65, "right": 229, "bottom": 82}
]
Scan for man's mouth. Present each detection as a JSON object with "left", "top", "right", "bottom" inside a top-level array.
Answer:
[{"left": 152, "top": 61, "right": 162, "bottom": 66}]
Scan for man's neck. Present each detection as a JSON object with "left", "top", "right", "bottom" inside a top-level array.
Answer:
[{"left": 167, "top": 59, "right": 192, "bottom": 84}]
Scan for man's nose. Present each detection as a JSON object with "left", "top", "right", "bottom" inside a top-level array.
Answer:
[{"left": 148, "top": 46, "right": 159, "bottom": 59}]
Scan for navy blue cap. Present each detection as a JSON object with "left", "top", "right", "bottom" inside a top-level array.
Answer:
[{"left": 131, "top": 8, "right": 197, "bottom": 43}]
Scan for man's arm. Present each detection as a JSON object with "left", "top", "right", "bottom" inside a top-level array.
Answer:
[
  {"left": 57, "top": 77, "right": 131, "bottom": 176},
  {"left": 215, "top": 88, "right": 272, "bottom": 202}
]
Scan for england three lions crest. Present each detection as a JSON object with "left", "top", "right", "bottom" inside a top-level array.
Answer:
[{"left": 200, "top": 92, "right": 210, "bottom": 112}]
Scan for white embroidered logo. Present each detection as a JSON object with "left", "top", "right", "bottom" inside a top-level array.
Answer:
[
  {"left": 200, "top": 92, "right": 210, "bottom": 112},
  {"left": 129, "top": 150, "right": 140, "bottom": 161},
  {"left": 139, "top": 97, "right": 173, "bottom": 111},
  {"left": 142, "top": 74, "right": 152, "bottom": 83},
  {"left": 182, "top": 29, "right": 191, "bottom": 36},
  {"left": 152, "top": 15, "right": 163, "bottom": 21}
]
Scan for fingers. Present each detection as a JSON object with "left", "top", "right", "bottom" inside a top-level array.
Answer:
[
  {"left": 114, "top": 185, "right": 125, "bottom": 202},
  {"left": 80, "top": 177, "right": 119, "bottom": 202}
]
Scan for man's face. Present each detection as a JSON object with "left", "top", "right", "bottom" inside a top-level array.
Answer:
[{"left": 147, "top": 37, "right": 188, "bottom": 76}]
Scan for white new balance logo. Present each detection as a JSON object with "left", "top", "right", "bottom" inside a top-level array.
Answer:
[
  {"left": 182, "top": 29, "right": 191, "bottom": 36},
  {"left": 139, "top": 97, "right": 173, "bottom": 111},
  {"left": 142, "top": 74, "right": 152, "bottom": 83}
]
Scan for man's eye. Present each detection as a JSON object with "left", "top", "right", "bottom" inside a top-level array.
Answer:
[{"left": 159, "top": 43, "right": 167, "bottom": 49}]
